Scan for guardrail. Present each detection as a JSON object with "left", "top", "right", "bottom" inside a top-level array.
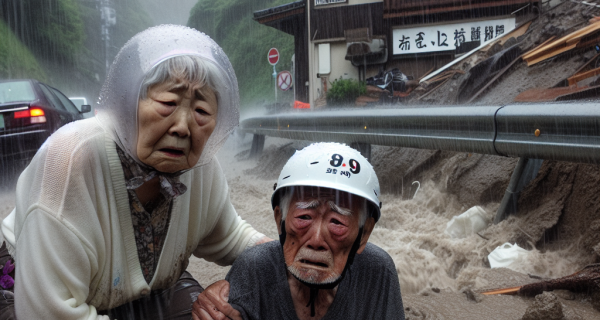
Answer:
[{"left": 239, "top": 102, "right": 600, "bottom": 164}]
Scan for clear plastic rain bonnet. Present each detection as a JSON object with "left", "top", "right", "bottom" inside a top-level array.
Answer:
[{"left": 95, "top": 24, "right": 239, "bottom": 168}]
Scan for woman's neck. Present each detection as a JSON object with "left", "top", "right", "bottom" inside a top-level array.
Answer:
[{"left": 135, "top": 176, "right": 161, "bottom": 210}]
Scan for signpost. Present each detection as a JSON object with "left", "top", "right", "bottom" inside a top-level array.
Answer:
[
  {"left": 277, "top": 71, "right": 293, "bottom": 91},
  {"left": 268, "top": 48, "right": 279, "bottom": 100},
  {"left": 268, "top": 48, "right": 279, "bottom": 65}
]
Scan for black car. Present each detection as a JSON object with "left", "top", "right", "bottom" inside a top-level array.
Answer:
[{"left": 0, "top": 79, "right": 91, "bottom": 164}]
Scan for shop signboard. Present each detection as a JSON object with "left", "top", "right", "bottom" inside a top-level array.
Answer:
[{"left": 392, "top": 17, "right": 516, "bottom": 55}]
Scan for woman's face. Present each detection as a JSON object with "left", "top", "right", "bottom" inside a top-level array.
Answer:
[{"left": 136, "top": 80, "right": 218, "bottom": 173}]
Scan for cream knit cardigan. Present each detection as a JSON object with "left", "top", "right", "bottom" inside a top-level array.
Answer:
[{"left": 1, "top": 118, "right": 262, "bottom": 319}]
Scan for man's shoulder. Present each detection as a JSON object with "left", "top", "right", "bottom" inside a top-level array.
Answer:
[
  {"left": 226, "top": 241, "right": 285, "bottom": 291},
  {"left": 230, "top": 241, "right": 282, "bottom": 271},
  {"left": 354, "top": 243, "right": 397, "bottom": 274}
]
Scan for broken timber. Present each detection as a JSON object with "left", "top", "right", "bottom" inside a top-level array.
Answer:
[
  {"left": 481, "top": 264, "right": 600, "bottom": 296},
  {"left": 522, "top": 21, "right": 600, "bottom": 66},
  {"left": 568, "top": 65, "right": 600, "bottom": 85}
]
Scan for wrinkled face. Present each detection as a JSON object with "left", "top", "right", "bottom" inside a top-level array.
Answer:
[
  {"left": 280, "top": 188, "right": 365, "bottom": 285},
  {"left": 137, "top": 80, "right": 218, "bottom": 173}
]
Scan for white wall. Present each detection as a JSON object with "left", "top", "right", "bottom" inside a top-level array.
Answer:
[{"left": 312, "top": 41, "right": 359, "bottom": 100}]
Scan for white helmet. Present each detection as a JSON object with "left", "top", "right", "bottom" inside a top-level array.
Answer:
[{"left": 272, "top": 142, "right": 381, "bottom": 221}]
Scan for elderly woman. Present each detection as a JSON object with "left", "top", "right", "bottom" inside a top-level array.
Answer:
[{"left": 0, "top": 25, "right": 268, "bottom": 319}]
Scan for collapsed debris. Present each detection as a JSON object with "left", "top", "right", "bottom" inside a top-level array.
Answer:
[
  {"left": 522, "top": 20, "right": 600, "bottom": 66},
  {"left": 481, "top": 264, "right": 600, "bottom": 299}
]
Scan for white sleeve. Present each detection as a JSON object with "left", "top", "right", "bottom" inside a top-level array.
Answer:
[
  {"left": 192, "top": 160, "right": 264, "bottom": 266},
  {"left": 14, "top": 208, "right": 108, "bottom": 320}
]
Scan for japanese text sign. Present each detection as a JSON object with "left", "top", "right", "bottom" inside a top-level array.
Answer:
[{"left": 393, "top": 17, "right": 516, "bottom": 55}]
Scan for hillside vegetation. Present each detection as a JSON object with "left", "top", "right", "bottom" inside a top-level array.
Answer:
[
  {"left": 0, "top": 20, "right": 47, "bottom": 81},
  {"left": 188, "top": 0, "right": 295, "bottom": 106},
  {"left": 0, "top": 0, "right": 151, "bottom": 100}
]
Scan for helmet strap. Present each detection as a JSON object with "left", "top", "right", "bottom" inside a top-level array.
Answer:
[
  {"left": 279, "top": 221, "right": 364, "bottom": 317},
  {"left": 278, "top": 219, "right": 287, "bottom": 247}
]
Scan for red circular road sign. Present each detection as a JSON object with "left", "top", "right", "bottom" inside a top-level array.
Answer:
[
  {"left": 277, "top": 71, "right": 293, "bottom": 91},
  {"left": 268, "top": 48, "right": 279, "bottom": 65}
]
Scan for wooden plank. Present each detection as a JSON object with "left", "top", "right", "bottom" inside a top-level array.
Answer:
[
  {"left": 526, "top": 43, "right": 578, "bottom": 66},
  {"left": 428, "top": 73, "right": 454, "bottom": 83},
  {"left": 514, "top": 85, "right": 588, "bottom": 102},
  {"left": 427, "top": 70, "right": 464, "bottom": 83},
  {"left": 565, "top": 21, "right": 600, "bottom": 45},
  {"left": 575, "top": 31, "right": 600, "bottom": 49},
  {"left": 571, "top": 53, "right": 600, "bottom": 76},
  {"left": 467, "top": 55, "right": 522, "bottom": 103},
  {"left": 523, "top": 22, "right": 600, "bottom": 62},
  {"left": 522, "top": 34, "right": 572, "bottom": 60},
  {"left": 521, "top": 36, "right": 556, "bottom": 58},
  {"left": 417, "top": 66, "right": 436, "bottom": 82},
  {"left": 481, "top": 286, "right": 522, "bottom": 296},
  {"left": 568, "top": 65, "right": 600, "bottom": 85}
]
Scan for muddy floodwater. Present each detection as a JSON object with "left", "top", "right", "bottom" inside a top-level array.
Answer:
[
  {"left": 1, "top": 135, "right": 598, "bottom": 319},
  {"left": 190, "top": 135, "right": 600, "bottom": 320}
]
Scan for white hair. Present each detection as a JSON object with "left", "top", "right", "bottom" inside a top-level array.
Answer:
[
  {"left": 139, "top": 55, "right": 222, "bottom": 100},
  {"left": 279, "top": 189, "right": 368, "bottom": 227}
]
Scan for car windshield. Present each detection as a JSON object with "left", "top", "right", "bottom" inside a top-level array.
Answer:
[{"left": 0, "top": 81, "right": 35, "bottom": 104}]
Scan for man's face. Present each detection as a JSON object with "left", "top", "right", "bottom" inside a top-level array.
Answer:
[{"left": 277, "top": 187, "right": 367, "bottom": 285}]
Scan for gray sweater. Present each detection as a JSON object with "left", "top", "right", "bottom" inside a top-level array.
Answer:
[{"left": 226, "top": 241, "right": 405, "bottom": 320}]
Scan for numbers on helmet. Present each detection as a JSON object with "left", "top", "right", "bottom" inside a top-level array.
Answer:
[
  {"left": 330, "top": 154, "right": 343, "bottom": 167},
  {"left": 349, "top": 159, "right": 360, "bottom": 174}
]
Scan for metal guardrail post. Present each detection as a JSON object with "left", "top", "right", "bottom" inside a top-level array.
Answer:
[
  {"left": 493, "top": 158, "right": 543, "bottom": 223},
  {"left": 349, "top": 142, "right": 371, "bottom": 161},
  {"left": 249, "top": 134, "right": 265, "bottom": 159}
]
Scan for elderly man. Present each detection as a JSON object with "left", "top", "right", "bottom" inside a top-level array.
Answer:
[{"left": 194, "top": 143, "right": 405, "bottom": 320}]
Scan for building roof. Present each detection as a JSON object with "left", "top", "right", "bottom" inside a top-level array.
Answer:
[
  {"left": 384, "top": 0, "right": 540, "bottom": 19},
  {"left": 253, "top": 1, "right": 305, "bottom": 24}
]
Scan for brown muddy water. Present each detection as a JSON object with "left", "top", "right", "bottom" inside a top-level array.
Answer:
[{"left": 1, "top": 135, "right": 598, "bottom": 319}]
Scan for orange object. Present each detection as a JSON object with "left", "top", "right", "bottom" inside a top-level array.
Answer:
[
  {"left": 568, "top": 66, "right": 600, "bottom": 85},
  {"left": 293, "top": 101, "right": 310, "bottom": 109},
  {"left": 481, "top": 286, "right": 522, "bottom": 296},
  {"left": 535, "top": 129, "right": 541, "bottom": 137},
  {"left": 30, "top": 108, "right": 45, "bottom": 117}
]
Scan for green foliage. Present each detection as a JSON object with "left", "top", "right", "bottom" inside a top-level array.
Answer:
[
  {"left": 0, "top": 20, "right": 47, "bottom": 81},
  {"left": 326, "top": 78, "right": 366, "bottom": 106},
  {"left": 0, "top": 0, "right": 84, "bottom": 63},
  {"left": 188, "top": 0, "right": 294, "bottom": 107}
]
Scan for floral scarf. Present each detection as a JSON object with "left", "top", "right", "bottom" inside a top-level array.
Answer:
[{"left": 116, "top": 146, "right": 188, "bottom": 283}]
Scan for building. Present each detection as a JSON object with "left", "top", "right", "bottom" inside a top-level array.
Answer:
[{"left": 254, "top": 0, "right": 539, "bottom": 106}]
